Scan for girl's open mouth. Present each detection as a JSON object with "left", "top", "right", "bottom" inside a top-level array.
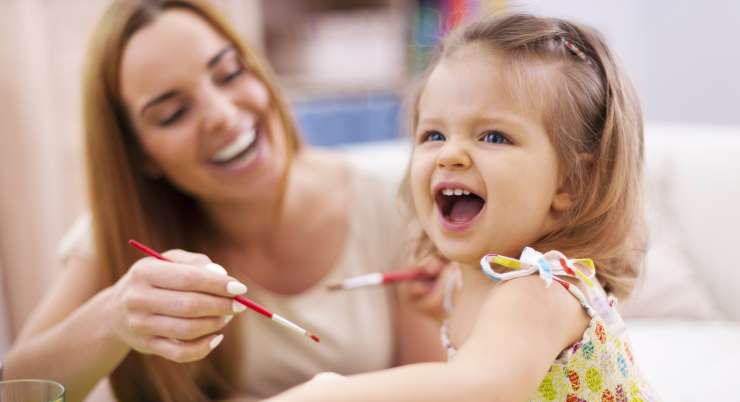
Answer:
[{"left": 435, "top": 186, "right": 486, "bottom": 231}]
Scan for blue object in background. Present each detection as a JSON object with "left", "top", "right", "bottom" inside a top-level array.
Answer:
[{"left": 292, "top": 93, "right": 403, "bottom": 146}]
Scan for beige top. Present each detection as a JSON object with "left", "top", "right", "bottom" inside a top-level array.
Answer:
[{"left": 59, "top": 166, "right": 406, "bottom": 400}]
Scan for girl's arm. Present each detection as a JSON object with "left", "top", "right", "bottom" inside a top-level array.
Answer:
[{"left": 266, "top": 275, "right": 590, "bottom": 402}]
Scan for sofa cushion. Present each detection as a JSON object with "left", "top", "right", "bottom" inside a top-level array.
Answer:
[
  {"left": 649, "top": 124, "right": 740, "bottom": 320},
  {"left": 627, "top": 319, "right": 740, "bottom": 401},
  {"left": 621, "top": 131, "right": 723, "bottom": 319}
]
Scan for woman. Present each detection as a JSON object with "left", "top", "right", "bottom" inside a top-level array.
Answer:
[{"left": 3, "top": 1, "right": 445, "bottom": 401}]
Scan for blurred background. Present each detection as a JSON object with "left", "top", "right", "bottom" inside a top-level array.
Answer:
[{"left": 1, "top": 0, "right": 739, "bottom": 358}]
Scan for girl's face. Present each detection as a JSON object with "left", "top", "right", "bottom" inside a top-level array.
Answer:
[
  {"left": 411, "top": 45, "right": 573, "bottom": 264},
  {"left": 120, "top": 9, "right": 287, "bottom": 204}
]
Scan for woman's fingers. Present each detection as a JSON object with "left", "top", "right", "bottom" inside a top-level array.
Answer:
[
  {"left": 160, "top": 249, "right": 212, "bottom": 266},
  {"left": 412, "top": 274, "right": 446, "bottom": 316},
  {"left": 110, "top": 249, "right": 245, "bottom": 364},
  {"left": 420, "top": 256, "right": 446, "bottom": 276},
  {"left": 128, "top": 313, "right": 230, "bottom": 341},
  {"left": 126, "top": 287, "right": 241, "bottom": 318},
  {"left": 406, "top": 279, "right": 435, "bottom": 298},
  {"left": 130, "top": 258, "right": 247, "bottom": 297},
  {"left": 400, "top": 260, "right": 453, "bottom": 321},
  {"left": 401, "top": 256, "right": 445, "bottom": 299},
  {"left": 398, "top": 256, "right": 446, "bottom": 297},
  {"left": 155, "top": 249, "right": 247, "bottom": 295},
  {"left": 145, "top": 333, "right": 225, "bottom": 363}
]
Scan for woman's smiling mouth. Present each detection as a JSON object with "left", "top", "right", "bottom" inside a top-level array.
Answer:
[{"left": 209, "top": 123, "right": 258, "bottom": 166}]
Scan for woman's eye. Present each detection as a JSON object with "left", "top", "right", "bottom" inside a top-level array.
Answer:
[
  {"left": 221, "top": 67, "right": 244, "bottom": 84},
  {"left": 158, "top": 107, "right": 187, "bottom": 126},
  {"left": 422, "top": 131, "right": 445, "bottom": 142},
  {"left": 481, "top": 130, "right": 510, "bottom": 144}
]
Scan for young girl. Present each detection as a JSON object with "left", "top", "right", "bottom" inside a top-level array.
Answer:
[{"left": 266, "top": 13, "right": 657, "bottom": 402}]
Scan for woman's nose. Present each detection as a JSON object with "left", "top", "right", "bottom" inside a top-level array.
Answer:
[
  {"left": 201, "top": 86, "right": 239, "bottom": 134},
  {"left": 437, "top": 140, "right": 471, "bottom": 169}
]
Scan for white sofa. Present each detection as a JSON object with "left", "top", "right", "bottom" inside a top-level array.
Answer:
[{"left": 341, "top": 123, "right": 740, "bottom": 402}]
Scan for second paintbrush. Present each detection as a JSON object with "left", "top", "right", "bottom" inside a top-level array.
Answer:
[{"left": 327, "top": 269, "right": 434, "bottom": 291}]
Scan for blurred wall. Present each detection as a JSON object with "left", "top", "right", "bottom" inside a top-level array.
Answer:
[
  {"left": 515, "top": 0, "right": 740, "bottom": 125},
  {"left": 0, "top": 0, "right": 97, "bottom": 341},
  {"left": 1, "top": 259, "right": 9, "bottom": 358}
]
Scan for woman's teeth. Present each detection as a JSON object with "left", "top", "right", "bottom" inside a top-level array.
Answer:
[{"left": 210, "top": 127, "right": 256, "bottom": 164}]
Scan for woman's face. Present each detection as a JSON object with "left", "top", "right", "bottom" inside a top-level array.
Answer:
[{"left": 120, "top": 9, "right": 287, "bottom": 204}]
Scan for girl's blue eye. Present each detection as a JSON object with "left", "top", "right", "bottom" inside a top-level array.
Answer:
[
  {"left": 481, "top": 130, "right": 510, "bottom": 144},
  {"left": 423, "top": 131, "right": 445, "bottom": 142}
]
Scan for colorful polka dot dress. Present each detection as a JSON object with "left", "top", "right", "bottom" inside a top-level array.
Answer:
[{"left": 441, "top": 247, "right": 659, "bottom": 401}]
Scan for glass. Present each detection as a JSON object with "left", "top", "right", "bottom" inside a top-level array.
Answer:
[{"left": 0, "top": 379, "right": 65, "bottom": 402}]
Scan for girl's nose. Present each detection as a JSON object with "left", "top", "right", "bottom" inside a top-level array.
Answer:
[
  {"left": 201, "top": 86, "right": 239, "bottom": 135},
  {"left": 437, "top": 140, "right": 471, "bottom": 170}
]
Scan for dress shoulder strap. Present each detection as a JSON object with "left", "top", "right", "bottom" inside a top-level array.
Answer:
[{"left": 480, "top": 247, "right": 625, "bottom": 333}]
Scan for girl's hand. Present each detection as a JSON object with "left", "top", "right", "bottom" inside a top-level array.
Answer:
[
  {"left": 398, "top": 257, "right": 450, "bottom": 323},
  {"left": 105, "top": 249, "right": 247, "bottom": 363}
]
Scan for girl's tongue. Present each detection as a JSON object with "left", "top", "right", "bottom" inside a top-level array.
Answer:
[
  {"left": 448, "top": 196, "right": 484, "bottom": 222},
  {"left": 438, "top": 193, "right": 485, "bottom": 224}
]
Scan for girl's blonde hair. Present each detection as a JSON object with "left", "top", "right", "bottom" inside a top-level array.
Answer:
[
  {"left": 82, "top": 0, "right": 300, "bottom": 400},
  {"left": 403, "top": 13, "right": 645, "bottom": 298}
]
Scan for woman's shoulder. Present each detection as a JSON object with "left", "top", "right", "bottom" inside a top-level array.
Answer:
[
  {"left": 57, "top": 213, "right": 94, "bottom": 262},
  {"left": 298, "top": 147, "right": 407, "bottom": 267},
  {"left": 302, "top": 147, "right": 401, "bottom": 212},
  {"left": 56, "top": 212, "right": 109, "bottom": 288}
]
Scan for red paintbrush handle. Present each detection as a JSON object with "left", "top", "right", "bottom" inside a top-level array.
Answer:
[
  {"left": 234, "top": 295, "right": 271, "bottom": 318},
  {"left": 382, "top": 268, "right": 434, "bottom": 284},
  {"left": 129, "top": 240, "right": 168, "bottom": 261},
  {"left": 129, "top": 240, "right": 272, "bottom": 318}
]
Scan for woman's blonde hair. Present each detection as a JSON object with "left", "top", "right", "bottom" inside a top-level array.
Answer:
[
  {"left": 82, "top": 0, "right": 300, "bottom": 400},
  {"left": 402, "top": 13, "right": 645, "bottom": 298}
]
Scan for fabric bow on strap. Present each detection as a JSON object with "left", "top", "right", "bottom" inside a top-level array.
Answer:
[
  {"left": 479, "top": 247, "right": 596, "bottom": 291},
  {"left": 479, "top": 247, "right": 625, "bottom": 332}
]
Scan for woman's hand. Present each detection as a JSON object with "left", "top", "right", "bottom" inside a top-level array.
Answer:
[
  {"left": 106, "top": 249, "right": 247, "bottom": 363},
  {"left": 398, "top": 257, "right": 451, "bottom": 323}
]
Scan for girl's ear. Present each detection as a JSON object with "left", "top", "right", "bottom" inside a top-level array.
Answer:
[
  {"left": 552, "top": 153, "right": 593, "bottom": 212},
  {"left": 551, "top": 191, "right": 575, "bottom": 213}
]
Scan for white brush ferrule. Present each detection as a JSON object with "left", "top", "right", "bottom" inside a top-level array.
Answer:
[
  {"left": 272, "top": 314, "right": 307, "bottom": 335},
  {"left": 340, "top": 273, "right": 383, "bottom": 289}
]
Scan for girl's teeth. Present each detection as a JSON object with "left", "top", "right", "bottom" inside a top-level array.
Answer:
[
  {"left": 442, "top": 188, "right": 472, "bottom": 196},
  {"left": 211, "top": 127, "right": 256, "bottom": 163}
]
